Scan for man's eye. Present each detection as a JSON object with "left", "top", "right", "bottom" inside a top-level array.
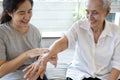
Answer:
[
  {"left": 86, "top": 11, "right": 89, "bottom": 15},
  {"left": 92, "top": 12, "right": 98, "bottom": 15}
]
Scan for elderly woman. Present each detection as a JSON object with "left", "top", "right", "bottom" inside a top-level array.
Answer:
[{"left": 24, "top": 0, "right": 120, "bottom": 80}]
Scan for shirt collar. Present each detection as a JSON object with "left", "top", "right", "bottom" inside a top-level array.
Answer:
[
  {"left": 101, "top": 20, "right": 113, "bottom": 37},
  {"left": 78, "top": 19, "right": 90, "bottom": 31},
  {"left": 79, "top": 19, "right": 113, "bottom": 37}
]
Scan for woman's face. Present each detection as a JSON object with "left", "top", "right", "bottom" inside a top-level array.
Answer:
[
  {"left": 10, "top": 0, "right": 32, "bottom": 29},
  {"left": 86, "top": 0, "right": 110, "bottom": 28}
]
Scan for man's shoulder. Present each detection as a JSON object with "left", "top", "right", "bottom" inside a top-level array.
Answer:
[
  {"left": 75, "top": 19, "right": 88, "bottom": 24},
  {"left": 72, "top": 19, "right": 89, "bottom": 30},
  {"left": 108, "top": 21, "right": 120, "bottom": 31}
]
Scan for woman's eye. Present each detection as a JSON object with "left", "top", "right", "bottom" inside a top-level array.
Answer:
[{"left": 19, "top": 12, "right": 25, "bottom": 15}]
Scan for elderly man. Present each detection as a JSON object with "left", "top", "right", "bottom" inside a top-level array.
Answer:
[{"left": 23, "top": 0, "right": 120, "bottom": 80}]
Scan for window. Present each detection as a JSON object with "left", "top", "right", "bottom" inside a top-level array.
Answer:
[
  {"left": 31, "top": 0, "right": 84, "bottom": 32},
  {"left": 0, "top": 0, "right": 120, "bottom": 37},
  {"left": 30, "top": 0, "right": 120, "bottom": 37},
  {"left": 30, "top": 0, "right": 86, "bottom": 37}
]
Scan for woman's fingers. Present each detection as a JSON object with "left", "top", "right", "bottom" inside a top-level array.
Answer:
[
  {"left": 40, "top": 48, "right": 49, "bottom": 53},
  {"left": 29, "top": 48, "right": 49, "bottom": 58}
]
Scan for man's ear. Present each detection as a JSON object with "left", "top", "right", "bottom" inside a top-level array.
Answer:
[{"left": 105, "top": 7, "right": 111, "bottom": 17}]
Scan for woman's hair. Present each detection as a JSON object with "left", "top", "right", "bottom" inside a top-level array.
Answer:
[{"left": 0, "top": 0, "right": 33, "bottom": 24}]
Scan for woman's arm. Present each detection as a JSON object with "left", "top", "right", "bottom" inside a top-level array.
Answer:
[
  {"left": 0, "top": 48, "right": 48, "bottom": 77},
  {"left": 0, "top": 53, "right": 29, "bottom": 77}
]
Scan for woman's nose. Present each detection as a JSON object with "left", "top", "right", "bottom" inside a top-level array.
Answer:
[{"left": 24, "top": 13, "right": 31, "bottom": 20}]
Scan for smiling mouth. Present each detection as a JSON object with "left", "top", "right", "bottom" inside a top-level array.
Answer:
[
  {"left": 22, "top": 20, "right": 29, "bottom": 24},
  {"left": 90, "top": 21, "right": 96, "bottom": 24}
]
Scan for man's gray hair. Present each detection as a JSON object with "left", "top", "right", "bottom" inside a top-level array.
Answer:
[
  {"left": 85, "top": 0, "right": 111, "bottom": 9},
  {"left": 102, "top": 0, "right": 111, "bottom": 9}
]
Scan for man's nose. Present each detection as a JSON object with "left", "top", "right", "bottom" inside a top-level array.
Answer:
[{"left": 87, "top": 13, "right": 93, "bottom": 20}]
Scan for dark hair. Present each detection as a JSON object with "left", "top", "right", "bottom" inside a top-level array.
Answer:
[{"left": 0, "top": 0, "right": 33, "bottom": 24}]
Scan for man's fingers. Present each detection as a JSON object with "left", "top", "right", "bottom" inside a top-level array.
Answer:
[
  {"left": 39, "top": 66, "right": 46, "bottom": 79},
  {"left": 23, "top": 65, "right": 32, "bottom": 72},
  {"left": 49, "top": 60, "right": 57, "bottom": 67},
  {"left": 33, "top": 72, "right": 40, "bottom": 80},
  {"left": 28, "top": 64, "right": 39, "bottom": 78},
  {"left": 24, "top": 65, "right": 34, "bottom": 79},
  {"left": 33, "top": 67, "right": 45, "bottom": 80},
  {"left": 40, "top": 71, "right": 45, "bottom": 79}
]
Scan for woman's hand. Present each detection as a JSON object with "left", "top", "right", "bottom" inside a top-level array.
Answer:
[{"left": 24, "top": 48, "right": 49, "bottom": 58}]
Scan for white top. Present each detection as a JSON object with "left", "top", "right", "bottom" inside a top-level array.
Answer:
[{"left": 65, "top": 19, "right": 120, "bottom": 80}]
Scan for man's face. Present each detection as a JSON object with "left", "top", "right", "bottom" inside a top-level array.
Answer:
[{"left": 85, "top": 0, "right": 110, "bottom": 28}]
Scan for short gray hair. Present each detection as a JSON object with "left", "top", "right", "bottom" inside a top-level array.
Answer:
[
  {"left": 85, "top": 0, "right": 111, "bottom": 10},
  {"left": 102, "top": 0, "right": 111, "bottom": 10}
]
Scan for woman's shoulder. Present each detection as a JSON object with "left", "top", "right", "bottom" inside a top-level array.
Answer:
[
  {"left": 0, "top": 22, "right": 10, "bottom": 29},
  {"left": 29, "top": 23, "right": 39, "bottom": 31},
  {"left": 0, "top": 22, "right": 11, "bottom": 34},
  {"left": 29, "top": 23, "right": 41, "bottom": 35}
]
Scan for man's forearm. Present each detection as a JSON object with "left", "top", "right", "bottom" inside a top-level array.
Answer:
[
  {"left": 109, "top": 68, "right": 120, "bottom": 80},
  {"left": 47, "top": 36, "right": 68, "bottom": 61}
]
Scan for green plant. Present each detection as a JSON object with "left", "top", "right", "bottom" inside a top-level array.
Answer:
[{"left": 72, "top": 0, "right": 86, "bottom": 22}]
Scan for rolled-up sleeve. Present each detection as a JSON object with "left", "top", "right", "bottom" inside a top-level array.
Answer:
[{"left": 65, "top": 23, "right": 78, "bottom": 49}]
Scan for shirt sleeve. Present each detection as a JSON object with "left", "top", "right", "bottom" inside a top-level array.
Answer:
[
  {"left": 65, "top": 22, "right": 78, "bottom": 49},
  {"left": 36, "top": 27, "right": 42, "bottom": 48},
  {"left": 0, "top": 34, "right": 6, "bottom": 60},
  {"left": 111, "top": 34, "right": 120, "bottom": 70}
]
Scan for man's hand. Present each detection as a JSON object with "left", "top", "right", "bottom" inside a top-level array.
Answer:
[{"left": 49, "top": 55, "right": 58, "bottom": 67}]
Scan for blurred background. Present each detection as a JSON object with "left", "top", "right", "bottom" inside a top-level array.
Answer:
[{"left": 0, "top": 0, "right": 120, "bottom": 80}]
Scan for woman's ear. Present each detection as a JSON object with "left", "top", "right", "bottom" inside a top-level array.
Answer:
[{"left": 8, "top": 12, "right": 12, "bottom": 17}]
